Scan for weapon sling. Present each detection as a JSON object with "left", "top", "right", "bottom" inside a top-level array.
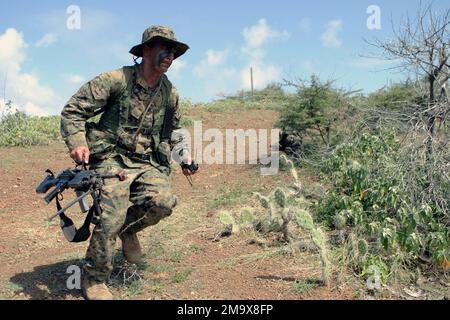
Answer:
[
  {"left": 54, "top": 192, "right": 100, "bottom": 243},
  {"left": 43, "top": 168, "right": 108, "bottom": 243}
]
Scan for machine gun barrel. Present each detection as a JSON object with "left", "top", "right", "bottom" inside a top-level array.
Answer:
[{"left": 44, "top": 185, "right": 63, "bottom": 204}]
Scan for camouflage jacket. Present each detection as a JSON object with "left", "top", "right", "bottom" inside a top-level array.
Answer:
[{"left": 60, "top": 64, "right": 188, "bottom": 171}]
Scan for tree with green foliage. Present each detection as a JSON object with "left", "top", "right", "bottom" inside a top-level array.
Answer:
[
  {"left": 369, "top": 3, "right": 450, "bottom": 157},
  {"left": 367, "top": 81, "right": 425, "bottom": 111},
  {"left": 276, "top": 75, "right": 353, "bottom": 150}
]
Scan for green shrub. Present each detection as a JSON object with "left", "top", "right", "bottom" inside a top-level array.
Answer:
[
  {"left": 315, "top": 129, "right": 449, "bottom": 273},
  {"left": 366, "top": 81, "right": 425, "bottom": 111},
  {"left": 200, "top": 83, "right": 290, "bottom": 112},
  {"left": 275, "top": 75, "right": 357, "bottom": 156},
  {"left": 0, "top": 105, "right": 61, "bottom": 146}
]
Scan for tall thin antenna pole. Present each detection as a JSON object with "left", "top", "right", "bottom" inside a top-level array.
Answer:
[
  {"left": 250, "top": 67, "right": 254, "bottom": 100},
  {"left": 3, "top": 69, "right": 7, "bottom": 103}
]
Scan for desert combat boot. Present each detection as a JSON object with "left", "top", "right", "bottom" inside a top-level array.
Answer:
[
  {"left": 120, "top": 232, "right": 143, "bottom": 264},
  {"left": 82, "top": 278, "right": 113, "bottom": 300}
]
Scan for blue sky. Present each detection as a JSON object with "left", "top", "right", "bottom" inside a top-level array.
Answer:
[{"left": 0, "top": 0, "right": 448, "bottom": 115}]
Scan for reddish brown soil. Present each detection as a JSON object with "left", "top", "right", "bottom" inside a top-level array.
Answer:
[{"left": 0, "top": 107, "right": 355, "bottom": 300}]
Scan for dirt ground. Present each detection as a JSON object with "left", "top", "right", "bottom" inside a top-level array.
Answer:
[{"left": 0, "top": 106, "right": 356, "bottom": 300}]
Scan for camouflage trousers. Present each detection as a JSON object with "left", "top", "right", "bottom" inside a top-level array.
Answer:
[{"left": 83, "top": 156, "right": 177, "bottom": 282}]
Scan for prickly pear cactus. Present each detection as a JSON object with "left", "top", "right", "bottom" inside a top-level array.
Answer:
[
  {"left": 255, "top": 193, "right": 274, "bottom": 220},
  {"left": 357, "top": 239, "right": 368, "bottom": 256},
  {"left": 274, "top": 187, "right": 287, "bottom": 208},
  {"left": 217, "top": 210, "right": 239, "bottom": 235},
  {"left": 333, "top": 213, "right": 347, "bottom": 230},
  {"left": 258, "top": 163, "right": 331, "bottom": 287},
  {"left": 239, "top": 207, "right": 255, "bottom": 225},
  {"left": 312, "top": 228, "right": 331, "bottom": 285},
  {"left": 282, "top": 154, "right": 303, "bottom": 193},
  {"left": 295, "top": 209, "right": 315, "bottom": 231},
  {"left": 225, "top": 153, "right": 332, "bottom": 287},
  {"left": 295, "top": 210, "right": 331, "bottom": 286},
  {"left": 217, "top": 208, "right": 260, "bottom": 237}
]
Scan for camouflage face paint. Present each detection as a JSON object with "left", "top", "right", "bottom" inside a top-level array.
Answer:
[{"left": 156, "top": 48, "right": 175, "bottom": 66}]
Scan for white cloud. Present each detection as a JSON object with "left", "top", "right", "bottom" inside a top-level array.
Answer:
[
  {"left": 0, "top": 28, "right": 27, "bottom": 71},
  {"left": 0, "top": 99, "right": 47, "bottom": 116},
  {"left": 206, "top": 67, "right": 239, "bottom": 97},
  {"left": 321, "top": 19, "right": 343, "bottom": 48},
  {"left": 206, "top": 49, "right": 228, "bottom": 65},
  {"left": 35, "top": 33, "right": 57, "bottom": 48},
  {"left": 167, "top": 58, "right": 187, "bottom": 79},
  {"left": 0, "top": 28, "right": 61, "bottom": 116},
  {"left": 242, "top": 18, "right": 289, "bottom": 49},
  {"left": 240, "top": 65, "right": 281, "bottom": 91},
  {"left": 24, "top": 102, "right": 49, "bottom": 116},
  {"left": 63, "top": 74, "right": 85, "bottom": 84},
  {"left": 193, "top": 49, "right": 229, "bottom": 78},
  {"left": 193, "top": 50, "right": 238, "bottom": 96},
  {"left": 191, "top": 19, "right": 288, "bottom": 98},
  {"left": 240, "top": 19, "right": 286, "bottom": 90},
  {"left": 299, "top": 18, "right": 312, "bottom": 33},
  {"left": 351, "top": 57, "right": 395, "bottom": 69}
]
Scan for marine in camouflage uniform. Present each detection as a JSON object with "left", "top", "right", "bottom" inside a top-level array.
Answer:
[{"left": 60, "top": 26, "right": 193, "bottom": 299}]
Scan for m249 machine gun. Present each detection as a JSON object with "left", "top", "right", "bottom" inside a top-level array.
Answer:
[{"left": 36, "top": 168, "right": 125, "bottom": 242}]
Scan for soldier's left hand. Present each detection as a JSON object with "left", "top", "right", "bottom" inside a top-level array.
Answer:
[{"left": 182, "top": 155, "right": 199, "bottom": 176}]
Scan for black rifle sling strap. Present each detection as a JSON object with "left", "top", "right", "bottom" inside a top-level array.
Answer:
[
  {"left": 161, "top": 101, "right": 175, "bottom": 140},
  {"left": 55, "top": 196, "right": 95, "bottom": 243},
  {"left": 132, "top": 80, "right": 163, "bottom": 144}
]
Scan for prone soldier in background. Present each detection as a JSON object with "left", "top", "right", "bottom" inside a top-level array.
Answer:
[{"left": 60, "top": 26, "right": 198, "bottom": 300}]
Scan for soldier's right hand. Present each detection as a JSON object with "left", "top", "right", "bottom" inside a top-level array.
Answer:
[{"left": 70, "top": 146, "right": 90, "bottom": 165}]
